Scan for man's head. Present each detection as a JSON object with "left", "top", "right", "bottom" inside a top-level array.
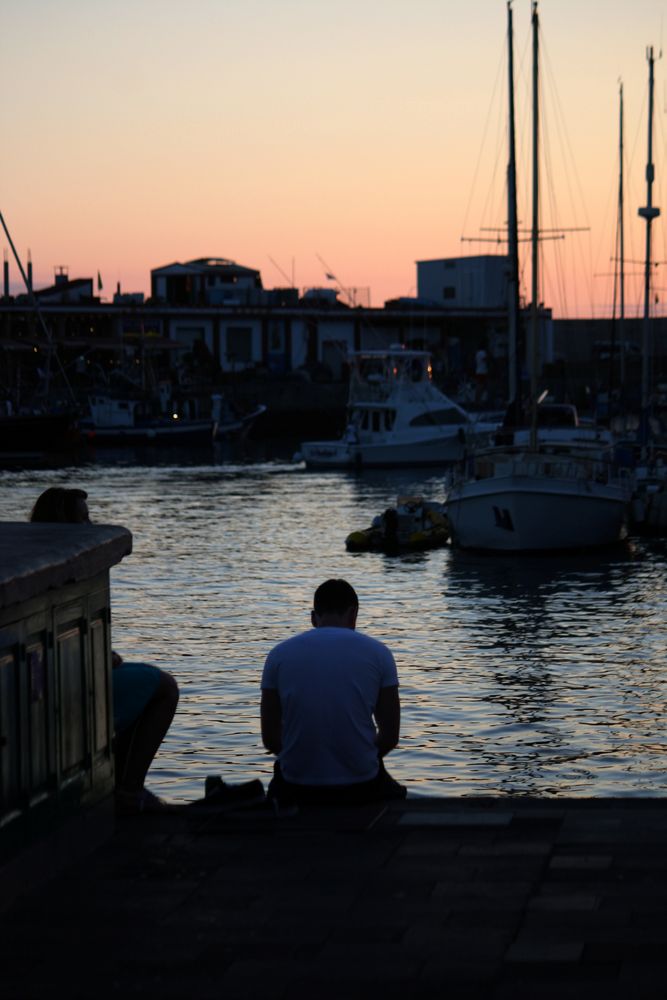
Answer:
[{"left": 311, "top": 579, "right": 359, "bottom": 630}]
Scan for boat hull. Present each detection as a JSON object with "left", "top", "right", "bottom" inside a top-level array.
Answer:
[
  {"left": 301, "top": 434, "right": 468, "bottom": 468},
  {"left": 446, "top": 474, "right": 629, "bottom": 551},
  {"left": 84, "top": 420, "right": 214, "bottom": 446},
  {"left": 0, "top": 412, "right": 81, "bottom": 454}
]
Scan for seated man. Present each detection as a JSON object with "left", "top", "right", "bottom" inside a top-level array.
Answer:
[{"left": 260, "top": 578, "right": 406, "bottom": 806}]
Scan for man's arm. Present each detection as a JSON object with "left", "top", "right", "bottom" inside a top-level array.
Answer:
[
  {"left": 261, "top": 688, "right": 282, "bottom": 755},
  {"left": 374, "top": 685, "right": 400, "bottom": 757}
]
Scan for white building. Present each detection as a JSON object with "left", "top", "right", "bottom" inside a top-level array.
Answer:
[{"left": 417, "top": 255, "right": 508, "bottom": 310}]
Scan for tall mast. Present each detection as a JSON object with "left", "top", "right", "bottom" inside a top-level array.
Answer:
[
  {"left": 506, "top": 1, "right": 520, "bottom": 408},
  {"left": 638, "top": 46, "right": 660, "bottom": 449},
  {"left": 618, "top": 81, "right": 625, "bottom": 385},
  {"left": 529, "top": 1, "right": 540, "bottom": 448}
]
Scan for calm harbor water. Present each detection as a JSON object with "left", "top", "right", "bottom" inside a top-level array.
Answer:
[{"left": 3, "top": 446, "right": 667, "bottom": 801}]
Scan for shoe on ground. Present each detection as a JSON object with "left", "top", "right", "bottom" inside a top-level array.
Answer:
[
  {"left": 190, "top": 776, "right": 265, "bottom": 810},
  {"left": 115, "top": 787, "right": 171, "bottom": 817}
]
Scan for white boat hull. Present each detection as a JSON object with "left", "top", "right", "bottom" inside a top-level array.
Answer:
[
  {"left": 446, "top": 473, "right": 629, "bottom": 551},
  {"left": 301, "top": 432, "right": 469, "bottom": 468},
  {"left": 298, "top": 348, "right": 499, "bottom": 470}
]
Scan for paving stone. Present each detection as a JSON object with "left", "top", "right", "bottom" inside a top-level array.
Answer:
[
  {"left": 398, "top": 810, "right": 513, "bottom": 827},
  {"left": 549, "top": 854, "right": 613, "bottom": 870},
  {"left": 459, "top": 839, "right": 552, "bottom": 856},
  {"left": 4, "top": 797, "right": 667, "bottom": 996},
  {"left": 506, "top": 936, "right": 585, "bottom": 963},
  {"left": 527, "top": 893, "right": 599, "bottom": 911}
]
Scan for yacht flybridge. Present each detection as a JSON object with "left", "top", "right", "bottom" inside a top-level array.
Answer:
[{"left": 299, "top": 347, "right": 499, "bottom": 469}]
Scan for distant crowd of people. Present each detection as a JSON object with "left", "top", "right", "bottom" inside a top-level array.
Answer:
[{"left": 30, "top": 487, "right": 406, "bottom": 816}]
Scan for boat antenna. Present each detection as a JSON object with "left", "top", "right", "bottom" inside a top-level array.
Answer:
[
  {"left": 268, "top": 255, "right": 295, "bottom": 288},
  {"left": 315, "top": 253, "right": 358, "bottom": 307},
  {"left": 638, "top": 45, "right": 660, "bottom": 454},
  {"left": 0, "top": 209, "right": 77, "bottom": 406}
]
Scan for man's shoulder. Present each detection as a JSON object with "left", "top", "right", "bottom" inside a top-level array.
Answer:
[
  {"left": 268, "top": 628, "right": 392, "bottom": 654},
  {"left": 266, "top": 629, "right": 315, "bottom": 658}
]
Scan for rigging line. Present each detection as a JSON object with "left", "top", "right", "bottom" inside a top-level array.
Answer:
[
  {"left": 267, "top": 255, "right": 293, "bottom": 287},
  {"left": 541, "top": 32, "right": 596, "bottom": 317},
  {"left": 590, "top": 93, "right": 621, "bottom": 319},
  {"left": 459, "top": 37, "right": 506, "bottom": 243},
  {"left": 626, "top": 85, "right": 649, "bottom": 316},
  {"left": 0, "top": 210, "right": 77, "bottom": 406},
  {"left": 653, "top": 68, "right": 667, "bottom": 314},
  {"left": 539, "top": 28, "right": 591, "bottom": 317},
  {"left": 465, "top": 61, "right": 509, "bottom": 247}
]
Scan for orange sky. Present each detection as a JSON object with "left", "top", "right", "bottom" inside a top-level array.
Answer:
[{"left": 3, "top": 0, "right": 667, "bottom": 317}]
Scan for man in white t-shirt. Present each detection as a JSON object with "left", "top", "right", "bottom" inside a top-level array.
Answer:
[{"left": 260, "top": 579, "right": 406, "bottom": 806}]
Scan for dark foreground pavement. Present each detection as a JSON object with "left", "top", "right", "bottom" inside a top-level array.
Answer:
[{"left": 2, "top": 796, "right": 667, "bottom": 999}]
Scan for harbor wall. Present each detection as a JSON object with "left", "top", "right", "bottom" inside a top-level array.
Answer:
[{"left": 0, "top": 523, "right": 132, "bottom": 907}]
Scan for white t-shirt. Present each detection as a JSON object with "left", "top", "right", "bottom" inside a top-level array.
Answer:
[{"left": 261, "top": 627, "right": 399, "bottom": 786}]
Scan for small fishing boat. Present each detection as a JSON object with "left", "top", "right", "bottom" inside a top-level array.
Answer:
[
  {"left": 82, "top": 392, "right": 266, "bottom": 446},
  {"left": 346, "top": 496, "right": 449, "bottom": 553},
  {"left": 82, "top": 394, "right": 214, "bottom": 445}
]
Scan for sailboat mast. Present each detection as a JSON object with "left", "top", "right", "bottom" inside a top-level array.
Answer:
[
  {"left": 530, "top": 1, "right": 539, "bottom": 448},
  {"left": 619, "top": 81, "right": 626, "bottom": 385},
  {"left": 506, "top": 1, "right": 520, "bottom": 407},
  {"left": 638, "top": 46, "right": 660, "bottom": 442}
]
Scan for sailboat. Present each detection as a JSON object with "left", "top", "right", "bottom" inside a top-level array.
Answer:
[{"left": 445, "top": 1, "right": 633, "bottom": 552}]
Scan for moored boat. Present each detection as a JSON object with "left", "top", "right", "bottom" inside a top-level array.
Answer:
[
  {"left": 299, "top": 347, "right": 499, "bottom": 469},
  {"left": 445, "top": 4, "right": 633, "bottom": 553},
  {"left": 446, "top": 438, "right": 632, "bottom": 551},
  {"left": 346, "top": 496, "right": 449, "bottom": 553},
  {"left": 82, "top": 394, "right": 214, "bottom": 445}
]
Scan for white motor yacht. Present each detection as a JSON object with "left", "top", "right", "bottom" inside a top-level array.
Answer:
[{"left": 299, "top": 348, "right": 499, "bottom": 469}]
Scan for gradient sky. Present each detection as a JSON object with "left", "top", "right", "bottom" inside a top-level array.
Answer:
[{"left": 3, "top": 0, "right": 667, "bottom": 317}]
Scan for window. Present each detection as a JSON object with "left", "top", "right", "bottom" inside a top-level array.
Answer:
[
  {"left": 443, "top": 286, "right": 456, "bottom": 300},
  {"left": 269, "top": 323, "right": 284, "bottom": 352},
  {"left": 226, "top": 326, "right": 253, "bottom": 363},
  {"left": 410, "top": 408, "right": 468, "bottom": 427}
]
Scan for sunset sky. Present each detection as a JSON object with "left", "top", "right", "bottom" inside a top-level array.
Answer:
[{"left": 3, "top": 0, "right": 667, "bottom": 317}]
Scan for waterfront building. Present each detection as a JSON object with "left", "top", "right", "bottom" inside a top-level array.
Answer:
[{"left": 0, "top": 251, "right": 658, "bottom": 425}]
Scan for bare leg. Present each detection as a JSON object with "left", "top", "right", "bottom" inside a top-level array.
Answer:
[{"left": 115, "top": 670, "right": 179, "bottom": 810}]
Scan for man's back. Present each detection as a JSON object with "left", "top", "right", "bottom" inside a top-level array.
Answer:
[{"left": 262, "top": 626, "right": 398, "bottom": 786}]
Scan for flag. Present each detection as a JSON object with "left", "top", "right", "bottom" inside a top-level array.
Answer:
[{"left": 97, "top": 271, "right": 103, "bottom": 292}]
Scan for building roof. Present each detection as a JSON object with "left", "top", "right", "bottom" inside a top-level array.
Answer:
[{"left": 151, "top": 258, "right": 261, "bottom": 279}]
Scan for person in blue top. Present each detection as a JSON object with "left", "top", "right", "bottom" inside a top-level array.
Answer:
[
  {"left": 30, "top": 487, "right": 179, "bottom": 816},
  {"left": 261, "top": 578, "right": 406, "bottom": 806}
]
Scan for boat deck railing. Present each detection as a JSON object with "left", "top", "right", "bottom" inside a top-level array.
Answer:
[{"left": 462, "top": 448, "right": 634, "bottom": 490}]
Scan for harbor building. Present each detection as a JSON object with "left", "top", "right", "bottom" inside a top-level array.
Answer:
[
  {"left": 0, "top": 251, "right": 660, "bottom": 428},
  {"left": 416, "top": 254, "right": 508, "bottom": 310}
]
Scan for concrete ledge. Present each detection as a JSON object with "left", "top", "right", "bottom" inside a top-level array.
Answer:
[{"left": 0, "top": 523, "right": 132, "bottom": 609}]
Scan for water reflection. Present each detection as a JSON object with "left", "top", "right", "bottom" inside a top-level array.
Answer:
[{"left": 1, "top": 461, "right": 667, "bottom": 800}]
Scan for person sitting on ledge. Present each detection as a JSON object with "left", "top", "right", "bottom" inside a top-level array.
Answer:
[
  {"left": 30, "top": 487, "right": 180, "bottom": 817},
  {"left": 260, "top": 578, "right": 406, "bottom": 808}
]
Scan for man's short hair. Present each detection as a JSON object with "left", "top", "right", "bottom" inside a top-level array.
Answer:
[{"left": 313, "top": 579, "right": 359, "bottom": 616}]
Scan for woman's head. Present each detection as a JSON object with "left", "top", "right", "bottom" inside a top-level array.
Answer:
[{"left": 30, "top": 487, "right": 90, "bottom": 524}]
